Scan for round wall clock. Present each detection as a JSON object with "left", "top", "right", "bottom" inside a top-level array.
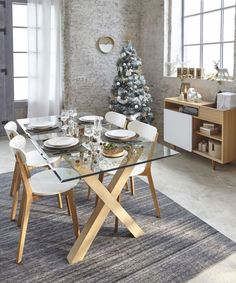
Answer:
[{"left": 98, "top": 36, "right": 115, "bottom": 54}]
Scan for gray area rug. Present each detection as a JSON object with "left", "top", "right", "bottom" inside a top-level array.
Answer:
[{"left": 0, "top": 171, "right": 236, "bottom": 283}]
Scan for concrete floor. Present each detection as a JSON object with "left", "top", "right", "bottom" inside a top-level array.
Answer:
[{"left": 1, "top": 136, "right": 236, "bottom": 282}]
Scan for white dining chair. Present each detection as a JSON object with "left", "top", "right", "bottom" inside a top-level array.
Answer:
[
  {"left": 105, "top": 111, "right": 127, "bottom": 128},
  {"left": 4, "top": 121, "right": 62, "bottom": 221},
  {"left": 112, "top": 120, "right": 161, "bottom": 231},
  {"left": 9, "top": 135, "right": 80, "bottom": 263}
]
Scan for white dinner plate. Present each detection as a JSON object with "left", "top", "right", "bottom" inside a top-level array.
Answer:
[
  {"left": 105, "top": 129, "right": 136, "bottom": 139},
  {"left": 44, "top": 137, "right": 79, "bottom": 148},
  {"left": 29, "top": 120, "right": 56, "bottom": 129},
  {"left": 79, "top": 115, "right": 103, "bottom": 122}
]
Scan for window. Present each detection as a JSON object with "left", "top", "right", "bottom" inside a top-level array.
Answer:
[
  {"left": 183, "top": 0, "right": 236, "bottom": 76},
  {"left": 12, "top": 1, "right": 28, "bottom": 100}
]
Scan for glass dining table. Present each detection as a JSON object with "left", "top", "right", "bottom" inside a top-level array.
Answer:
[{"left": 17, "top": 115, "right": 179, "bottom": 264}]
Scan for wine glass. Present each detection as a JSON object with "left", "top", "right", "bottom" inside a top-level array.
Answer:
[
  {"left": 93, "top": 118, "right": 102, "bottom": 142},
  {"left": 73, "top": 108, "right": 78, "bottom": 119},
  {"left": 61, "top": 110, "right": 69, "bottom": 135},
  {"left": 68, "top": 109, "right": 74, "bottom": 121},
  {"left": 84, "top": 125, "right": 94, "bottom": 142}
]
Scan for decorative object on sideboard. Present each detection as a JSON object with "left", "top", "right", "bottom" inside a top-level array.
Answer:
[
  {"left": 217, "top": 92, "right": 236, "bottom": 110},
  {"left": 207, "top": 61, "right": 231, "bottom": 81},
  {"left": 208, "top": 140, "right": 221, "bottom": 159},
  {"left": 199, "top": 124, "right": 219, "bottom": 135},
  {"left": 213, "top": 60, "right": 230, "bottom": 80},
  {"left": 186, "top": 87, "right": 202, "bottom": 103},
  {"left": 98, "top": 36, "right": 115, "bottom": 53},
  {"left": 188, "top": 68, "right": 195, "bottom": 78},
  {"left": 177, "top": 67, "right": 201, "bottom": 79},
  {"left": 180, "top": 82, "right": 190, "bottom": 99},
  {"left": 196, "top": 68, "right": 205, "bottom": 79},
  {"left": 178, "top": 92, "right": 185, "bottom": 101}
]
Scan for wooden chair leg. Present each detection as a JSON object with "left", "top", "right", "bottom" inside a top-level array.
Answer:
[
  {"left": 114, "top": 194, "right": 121, "bottom": 233},
  {"left": 146, "top": 171, "right": 161, "bottom": 218},
  {"left": 130, "top": 176, "right": 135, "bottom": 195},
  {"left": 16, "top": 194, "right": 32, "bottom": 263},
  {"left": 57, "top": 193, "right": 63, "bottom": 209},
  {"left": 11, "top": 189, "right": 19, "bottom": 221},
  {"left": 66, "top": 190, "right": 80, "bottom": 237},
  {"left": 65, "top": 194, "right": 72, "bottom": 216},
  {"left": 95, "top": 172, "right": 105, "bottom": 207},
  {"left": 87, "top": 186, "right": 91, "bottom": 200},
  {"left": 17, "top": 191, "right": 26, "bottom": 227},
  {"left": 10, "top": 162, "right": 18, "bottom": 196},
  {"left": 11, "top": 163, "right": 21, "bottom": 197},
  {"left": 11, "top": 165, "right": 22, "bottom": 221}
]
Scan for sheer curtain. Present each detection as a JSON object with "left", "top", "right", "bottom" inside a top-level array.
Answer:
[{"left": 27, "top": 0, "right": 63, "bottom": 118}]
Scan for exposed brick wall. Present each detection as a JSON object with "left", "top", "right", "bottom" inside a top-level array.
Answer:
[
  {"left": 64, "top": 0, "right": 236, "bottom": 139},
  {"left": 63, "top": 0, "right": 141, "bottom": 117}
]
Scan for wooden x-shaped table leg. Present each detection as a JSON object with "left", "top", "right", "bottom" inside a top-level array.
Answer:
[{"left": 67, "top": 152, "right": 144, "bottom": 264}]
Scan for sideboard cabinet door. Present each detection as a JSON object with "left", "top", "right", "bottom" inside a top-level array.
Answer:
[{"left": 164, "top": 109, "right": 192, "bottom": 152}]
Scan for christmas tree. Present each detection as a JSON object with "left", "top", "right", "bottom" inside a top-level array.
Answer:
[{"left": 109, "top": 42, "right": 153, "bottom": 123}]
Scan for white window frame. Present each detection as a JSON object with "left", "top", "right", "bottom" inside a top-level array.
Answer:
[
  {"left": 12, "top": 0, "right": 28, "bottom": 101},
  {"left": 182, "top": 0, "right": 236, "bottom": 71}
]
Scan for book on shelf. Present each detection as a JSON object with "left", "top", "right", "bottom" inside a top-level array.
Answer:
[
  {"left": 199, "top": 126, "right": 219, "bottom": 135},
  {"left": 202, "top": 123, "right": 215, "bottom": 129}
]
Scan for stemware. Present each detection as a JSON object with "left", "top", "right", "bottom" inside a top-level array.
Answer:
[
  {"left": 84, "top": 125, "right": 94, "bottom": 142},
  {"left": 73, "top": 108, "right": 78, "bottom": 119},
  {"left": 61, "top": 110, "right": 69, "bottom": 135},
  {"left": 93, "top": 117, "right": 102, "bottom": 142}
]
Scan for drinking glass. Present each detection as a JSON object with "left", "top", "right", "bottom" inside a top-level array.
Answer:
[
  {"left": 93, "top": 118, "right": 102, "bottom": 142},
  {"left": 61, "top": 110, "right": 69, "bottom": 135},
  {"left": 73, "top": 108, "right": 78, "bottom": 119},
  {"left": 84, "top": 125, "right": 94, "bottom": 142},
  {"left": 94, "top": 117, "right": 102, "bottom": 130}
]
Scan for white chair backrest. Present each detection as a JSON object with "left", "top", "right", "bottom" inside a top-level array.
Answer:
[
  {"left": 128, "top": 120, "right": 157, "bottom": 142},
  {"left": 4, "top": 121, "right": 18, "bottom": 140},
  {"left": 105, "top": 111, "right": 127, "bottom": 128},
  {"left": 9, "top": 135, "right": 27, "bottom": 164}
]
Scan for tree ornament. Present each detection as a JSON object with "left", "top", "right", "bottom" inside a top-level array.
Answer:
[{"left": 126, "top": 70, "right": 132, "bottom": 77}]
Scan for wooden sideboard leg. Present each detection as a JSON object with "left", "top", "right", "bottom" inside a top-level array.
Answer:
[{"left": 212, "top": 160, "right": 216, "bottom": 170}]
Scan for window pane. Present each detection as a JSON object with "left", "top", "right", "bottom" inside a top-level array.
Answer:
[
  {"left": 184, "top": 15, "right": 200, "bottom": 44},
  {"left": 203, "top": 11, "right": 221, "bottom": 43},
  {"left": 224, "top": 0, "right": 236, "bottom": 7},
  {"left": 13, "top": 28, "right": 28, "bottom": 52},
  {"left": 13, "top": 53, "right": 28, "bottom": 77},
  {"left": 12, "top": 4, "right": 27, "bottom": 27},
  {"left": 203, "top": 44, "right": 221, "bottom": 74},
  {"left": 184, "top": 46, "right": 200, "bottom": 67},
  {"left": 224, "top": 8, "right": 235, "bottom": 41},
  {"left": 223, "top": 43, "right": 234, "bottom": 76},
  {"left": 14, "top": 78, "right": 28, "bottom": 100},
  {"left": 184, "top": 0, "right": 201, "bottom": 15},
  {"left": 203, "top": 0, "right": 221, "bottom": 12}
]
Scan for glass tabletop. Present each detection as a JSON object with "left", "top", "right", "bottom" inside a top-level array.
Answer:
[{"left": 17, "top": 116, "right": 179, "bottom": 182}]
